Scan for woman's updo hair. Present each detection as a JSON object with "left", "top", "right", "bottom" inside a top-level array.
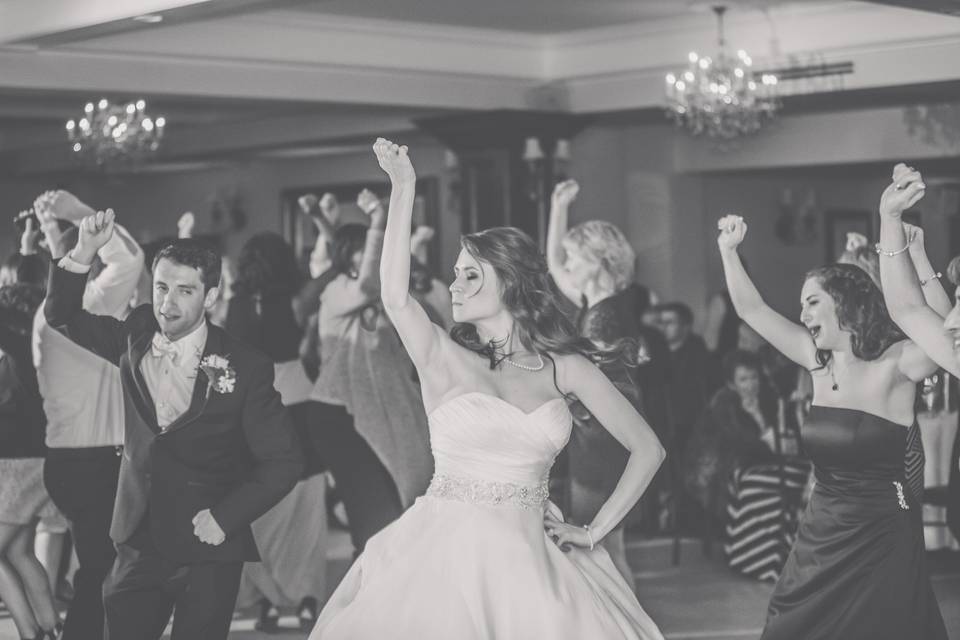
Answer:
[
  {"left": 805, "top": 263, "right": 905, "bottom": 367},
  {"left": 563, "top": 221, "right": 636, "bottom": 293}
]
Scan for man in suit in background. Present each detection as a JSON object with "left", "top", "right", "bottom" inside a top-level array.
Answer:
[{"left": 45, "top": 209, "right": 303, "bottom": 640}]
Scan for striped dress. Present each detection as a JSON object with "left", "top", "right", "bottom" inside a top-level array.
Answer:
[{"left": 724, "top": 459, "right": 812, "bottom": 581}]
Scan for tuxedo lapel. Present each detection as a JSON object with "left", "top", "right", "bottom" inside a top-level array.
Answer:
[
  {"left": 126, "top": 328, "right": 160, "bottom": 434},
  {"left": 162, "top": 322, "right": 222, "bottom": 435}
]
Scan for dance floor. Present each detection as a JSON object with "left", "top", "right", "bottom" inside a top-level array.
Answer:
[{"left": 2, "top": 532, "right": 958, "bottom": 640}]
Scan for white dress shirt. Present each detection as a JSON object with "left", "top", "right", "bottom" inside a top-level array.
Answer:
[
  {"left": 36, "top": 224, "right": 143, "bottom": 448},
  {"left": 140, "top": 321, "right": 208, "bottom": 429}
]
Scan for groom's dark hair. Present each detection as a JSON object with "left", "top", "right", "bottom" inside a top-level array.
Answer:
[{"left": 152, "top": 239, "right": 222, "bottom": 292}]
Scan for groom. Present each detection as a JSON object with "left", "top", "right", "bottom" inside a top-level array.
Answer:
[{"left": 45, "top": 210, "right": 303, "bottom": 639}]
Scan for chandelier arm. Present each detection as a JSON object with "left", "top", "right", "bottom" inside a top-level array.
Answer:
[{"left": 713, "top": 5, "right": 727, "bottom": 52}]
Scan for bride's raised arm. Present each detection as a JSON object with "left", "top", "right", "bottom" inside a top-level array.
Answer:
[
  {"left": 373, "top": 138, "right": 447, "bottom": 370},
  {"left": 717, "top": 215, "right": 818, "bottom": 370}
]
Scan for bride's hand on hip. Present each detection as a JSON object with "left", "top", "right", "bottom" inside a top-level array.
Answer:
[{"left": 544, "top": 513, "right": 594, "bottom": 552}]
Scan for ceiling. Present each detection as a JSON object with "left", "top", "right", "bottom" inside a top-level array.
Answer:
[
  {"left": 0, "top": 0, "right": 958, "bottom": 175},
  {"left": 285, "top": 0, "right": 693, "bottom": 34}
]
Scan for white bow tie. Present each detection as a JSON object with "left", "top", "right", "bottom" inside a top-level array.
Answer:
[{"left": 151, "top": 333, "right": 182, "bottom": 364}]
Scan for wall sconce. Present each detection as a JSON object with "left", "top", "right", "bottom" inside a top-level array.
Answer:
[{"left": 522, "top": 137, "right": 573, "bottom": 245}]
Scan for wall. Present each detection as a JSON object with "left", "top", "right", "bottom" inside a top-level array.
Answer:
[
  {"left": 1, "top": 140, "right": 463, "bottom": 276},
  {"left": 569, "top": 107, "right": 960, "bottom": 331}
]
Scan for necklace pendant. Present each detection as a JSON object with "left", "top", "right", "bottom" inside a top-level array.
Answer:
[{"left": 832, "top": 383, "right": 839, "bottom": 391}]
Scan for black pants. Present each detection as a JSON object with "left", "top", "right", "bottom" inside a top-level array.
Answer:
[
  {"left": 102, "top": 537, "right": 242, "bottom": 640},
  {"left": 307, "top": 401, "right": 403, "bottom": 555},
  {"left": 44, "top": 446, "right": 121, "bottom": 640}
]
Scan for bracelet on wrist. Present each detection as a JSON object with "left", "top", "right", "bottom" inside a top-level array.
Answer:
[
  {"left": 875, "top": 241, "right": 910, "bottom": 257},
  {"left": 920, "top": 272, "right": 942, "bottom": 287},
  {"left": 582, "top": 524, "right": 596, "bottom": 551}
]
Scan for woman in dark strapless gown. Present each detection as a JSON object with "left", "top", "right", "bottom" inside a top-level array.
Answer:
[
  {"left": 716, "top": 212, "right": 947, "bottom": 640},
  {"left": 762, "top": 406, "right": 944, "bottom": 639}
]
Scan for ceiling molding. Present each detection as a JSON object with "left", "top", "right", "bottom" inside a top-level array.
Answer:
[
  {"left": 0, "top": 0, "right": 216, "bottom": 44},
  {"left": 0, "top": 47, "right": 534, "bottom": 111}
]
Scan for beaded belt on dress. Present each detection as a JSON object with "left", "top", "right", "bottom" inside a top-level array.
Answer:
[{"left": 426, "top": 472, "right": 549, "bottom": 509}]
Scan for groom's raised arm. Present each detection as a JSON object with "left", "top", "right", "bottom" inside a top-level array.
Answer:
[
  {"left": 210, "top": 359, "right": 303, "bottom": 535},
  {"left": 44, "top": 210, "right": 131, "bottom": 366}
]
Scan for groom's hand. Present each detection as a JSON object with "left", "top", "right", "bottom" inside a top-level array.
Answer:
[{"left": 192, "top": 509, "right": 226, "bottom": 545}]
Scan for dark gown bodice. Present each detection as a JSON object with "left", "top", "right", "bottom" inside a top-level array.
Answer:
[
  {"left": 804, "top": 406, "right": 914, "bottom": 506},
  {"left": 761, "top": 405, "right": 946, "bottom": 640}
]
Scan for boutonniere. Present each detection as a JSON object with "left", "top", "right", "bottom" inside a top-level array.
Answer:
[{"left": 199, "top": 354, "right": 236, "bottom": 394}]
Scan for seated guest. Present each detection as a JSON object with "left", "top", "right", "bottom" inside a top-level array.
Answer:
[{"left": 683, "top": 350, "right": 809, "bottom": 580}]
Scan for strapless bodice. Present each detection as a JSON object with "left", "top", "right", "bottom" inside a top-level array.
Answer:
[
  {"left": 427, "top": 392, "right": 572, "bottom": 488},
  {"left": 803, "top": 405, "right": 916, "bottom": 506}
]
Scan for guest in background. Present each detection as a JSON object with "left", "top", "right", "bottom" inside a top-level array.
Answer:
[
  {"left": 546, "top": 179, "right": 670, "bottom": 586},
  {"left": 658, "top": 302, "right": 716, "bottom": 452},
  {"left": 0, "top": 282, "right": 62, "bottom": 640},
  {"left": 837, "top": 231, "right": 881, "bottom": 288},
  {"left": 683, "top": 350, "right": 809, "bottom": 580},
  {"left": 226, "top": 232, "right": 328, "bottom": 632},
  {"left": 32, "top": 192, "right": 143, "bottom": 640},
  {"left": 308, "top": 188, "right": 433, "bottom": 556},
  {"left": 704, "top": 283, "right": 744, "bottom": 363},
  {"left": 409, "top": 225, "right": 454, "bottom": 329}
]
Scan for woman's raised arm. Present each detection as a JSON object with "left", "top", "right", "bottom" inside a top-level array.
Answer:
[
  {"left": 877, "top": 165, "right": 960, "bottom": 377},
  {"left": 373, "top": 139, "right": 447, "bottom": 370},
  {"left": 717, "top": 215, "right": 818, "bottom": 370},
  {"left": 546, "top": 180, "right": 583, "bottom": 305}
]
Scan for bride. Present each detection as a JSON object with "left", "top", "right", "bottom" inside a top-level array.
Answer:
[{"left": 310, "top": 139, "right": 666, "bottom": 640}]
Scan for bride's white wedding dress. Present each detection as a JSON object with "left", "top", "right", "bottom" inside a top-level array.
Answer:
[{"left": 311, "top": 391, "right": 663, "bottom": 640}]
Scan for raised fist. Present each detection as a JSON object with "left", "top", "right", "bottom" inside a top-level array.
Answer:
[
  {"left": 356, "top": 188, "right": 381, "bottom": 215},
  {"left": 879, "top": 163, "right": 925, "bottom": 219},
  {"left": 177, "top": 211, "right": 195, "bottom": 239},
  {"left": 373, "top": 138, "right": 416, "bottom": 186},
  {"left": 717, "top": 215, "right": 748, "bottom": 251},
  {"left": 39, "top": 190, "right": 96, "bottom": 225},
  {"left": 551, "top": 180, "right": 580, "bottom": 210},
  {"left": 19, "top": 216, "right": 40, "bottom": 255},
  {"left": 74, "top": 209, "right": 116, "bottom": 265},
  {"left": 319, "top": 193, "right": 340, "bottom": 223},
  {"left": 297, "top": 193, "right": 318, "bottom": 214}
]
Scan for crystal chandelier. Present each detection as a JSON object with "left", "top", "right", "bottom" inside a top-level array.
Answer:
[
  {"left": 65, "top": 98, "right": 166, "bottom": 165},
  {"left": 664, "top": 6, "right": 779, "bottom": 140}
]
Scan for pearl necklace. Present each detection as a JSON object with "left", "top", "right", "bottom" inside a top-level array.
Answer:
[{"left": 502, "top": 353, "right": 545, "bottom": 372}]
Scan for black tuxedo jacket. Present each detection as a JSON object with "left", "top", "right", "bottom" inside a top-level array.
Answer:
[{"left": 45, "top": 264, "right": 303, "bottom": 563}]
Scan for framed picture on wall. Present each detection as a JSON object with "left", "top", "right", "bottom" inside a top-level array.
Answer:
[
  {"left": 279, "top": 177, "right": 441, "bottom": 275},
  {"left": 824, "top": 209, "right": 874, "bottom": 262}
]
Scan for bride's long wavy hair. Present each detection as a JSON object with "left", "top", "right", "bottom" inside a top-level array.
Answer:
[{"left": 449, "top": 227, "right": 632, "bottom": 372}]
